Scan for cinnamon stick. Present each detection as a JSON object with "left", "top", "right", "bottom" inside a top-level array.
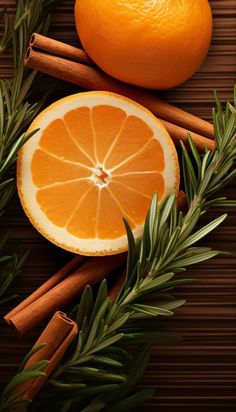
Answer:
[
  {"left": 18, "top": 311, "right": 77, "bottom": 403},
  {"left": 176, "top": 190, "right": 188, "bottom": 211},
  {"left": 5, "top": 254, "right": 86, "bottom": 322},
  {"left": 5, "top": 254, "right": 126, "bottom": 336},
  {"left": 29, "top": 33, "right": 214, "bottom": 140},
  {"left": 109, "top": 271, "right": 126, "bottom": 302},
  {"left": 25, "top": 47, "right": 215, "bottom": 152},
  {"left": 30, "top": 32, "right": 93, "bottom": 65},
  {"left": 159, "top": 119, "right": 215, "bottom": 151}
]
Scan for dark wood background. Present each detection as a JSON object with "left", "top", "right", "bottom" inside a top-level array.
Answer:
[{"left": 0, "top": 1, "right": 236, "bottom": 411}]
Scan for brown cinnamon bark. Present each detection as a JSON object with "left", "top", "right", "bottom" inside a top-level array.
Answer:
[
  {"left": 18, "top": 311, "right": 78, "bottom": 403},
  {"left": 5, "top": 254, "right": 126, "bottom": 336},
  {"left": 30, "top": 32, "right": 93, "bottom": 65},
  {"left": 25, "top": 40, "right": 215, "bottom": 151},
  {"left": 5, "top": 254, "right": 86, "bottom": 322},
  {"left": 108, "top": 271, "right": 126, "bottom": 302},
  {"left": 160, "top": 119, "right": 215, "bottom": 151},
  {"left": 29, "top": 34, "right": 214, "bottom": 140},
  {"left": 176, "top": 190, "right": 188, "bottom": 211}
]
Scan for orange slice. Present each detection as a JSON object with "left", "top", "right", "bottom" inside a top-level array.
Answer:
[{"left": 17, "top": 91, "right": 179, "bottom": 255}]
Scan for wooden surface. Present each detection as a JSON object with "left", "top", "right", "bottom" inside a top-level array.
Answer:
[{"left": 0, "top": 0, "right": 236, "bottom": 411}]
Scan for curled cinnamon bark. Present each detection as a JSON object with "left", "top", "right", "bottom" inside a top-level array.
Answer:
[{"left": 17, "top": 311, "right": 78, "bottom": 405}]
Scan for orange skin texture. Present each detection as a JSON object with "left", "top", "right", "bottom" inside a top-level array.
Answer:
[{"left": 74, "top": 0, "right": 212, "bottom": 90}]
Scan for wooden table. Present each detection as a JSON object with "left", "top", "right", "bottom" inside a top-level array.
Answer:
[{"left": 0, "top": 1, "right": 236, "bottom": 411}]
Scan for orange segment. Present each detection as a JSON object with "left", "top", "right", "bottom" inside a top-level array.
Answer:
[
  {"left": 91, "top": 105, "right": 127, "bottom": 163},
  {"left": 105, "top": 115, "right": 153, "bottom": 169},
  {"left": 18, "top": 91, "right": 179, "bottom": 255},
  {"left": 67, "top": 185, "right": 99, "bottom": 238},
  {"left": 40, "top": 119, "right": 93, "bottom": 167},
  {"left": 113, "top": 172, "right": 164, "bottom": 201},
  {"left": 97, "top": 188, "right": 133, "bottom": 239},
  {"left": 64, "top": 107, "right": 96, "bottom": 162},
  {"left": 113, "top": 138, "right": 165, "bottom": 174},
  {"left": 37, "top": 180, "right": 92, "bottom": 227},
  {"left": 109, "top": 181, "right": 151, "bottom": 225},
  {"left": 31, "top": 149, "right": 91, "bottom": 187}
]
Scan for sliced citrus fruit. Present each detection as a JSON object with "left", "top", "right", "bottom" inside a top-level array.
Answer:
[{"left": 17, "top": 91, "right": 179, "bottom": 255}]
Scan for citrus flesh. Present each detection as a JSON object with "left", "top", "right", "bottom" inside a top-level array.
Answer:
[
  {"left": 17, "top": 92, "right": 179, "bottom": 255},
  {"left": 75, "top": 0, "right": 212, "bottom": 90}
]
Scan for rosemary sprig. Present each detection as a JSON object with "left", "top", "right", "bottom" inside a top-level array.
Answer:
[
  {"left": 29, "top": 89, "right": 235, "bottom": 411},
  {"left": 0, "top": 229, "right": 29, "bottom": 305},
  {"left": 0, "top": 345, "right": 48, "bottom": 412},
  {"left": 0, "top": 0, "right": 57, "bottom": 305}
]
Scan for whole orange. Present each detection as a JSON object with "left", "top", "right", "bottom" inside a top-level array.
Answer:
[{"left": 74, "top": 0, "right": 212, "bottom": 90}]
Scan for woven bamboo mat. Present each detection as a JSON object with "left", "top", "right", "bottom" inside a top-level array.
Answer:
[{"left": 0, "top": 1, "right": 236, "bottom": 411}]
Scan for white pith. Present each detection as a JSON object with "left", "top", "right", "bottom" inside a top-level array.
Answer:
[
  {"left": 91, "top": 165, "right": 111, "bottom": 187},
  {"left": 18, "top": 91, "right": 179, "bottom": 255}
]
